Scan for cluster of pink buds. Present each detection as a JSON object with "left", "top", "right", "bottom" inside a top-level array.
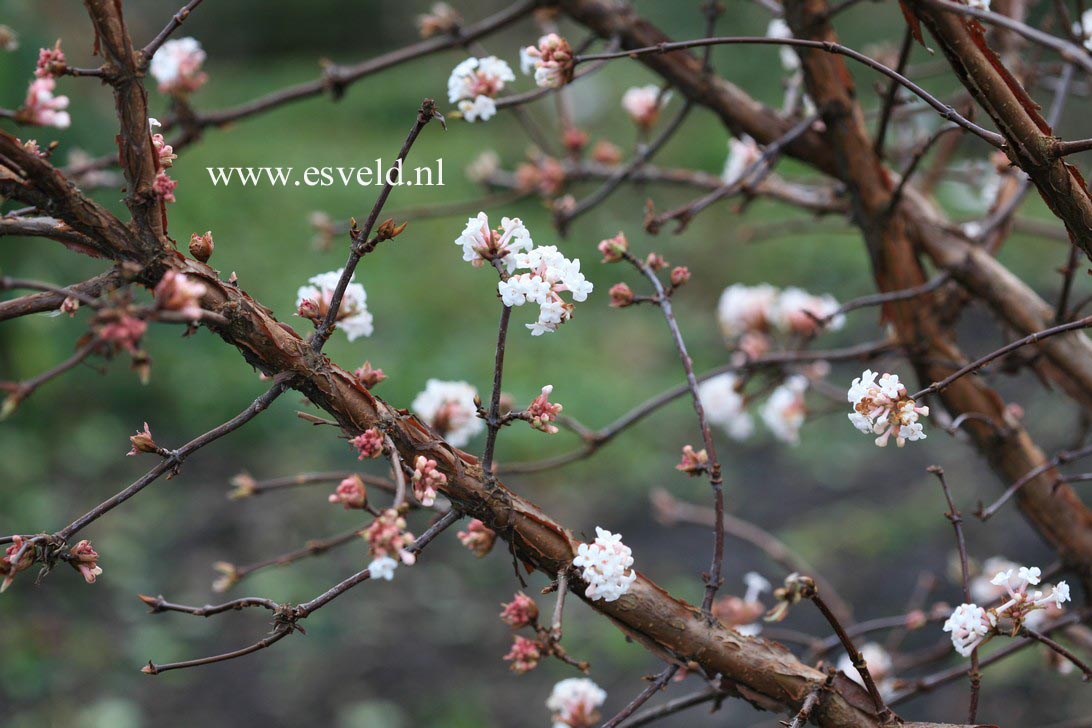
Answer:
[
  {"left": 622, "top": 85, "right": 670, "bottom": 129},
  {"left": 607, "top": 282, "right": 633, "bottom": 308},
  {"left": 597, "top": 232, "right": 628, "bottom": 263},
  {"left": 943, "top": 564, "right": 1070, "bottom": 656},
  {"left": 718, "top": 283, "right": 843, "bottom": 345},
  {"left": 504, "top": 634, "right": 541, "bottom": 673},
  {"left": 127, "top": 422, "right": 160, "bottom": 456},
  {"left": 1, "top": 536, "right": 35, "bottom": 592},
  {"left": 19, "top": 77, "right": 70, "bottom": 129},
  {"left": 153, "top": 169, "right": 178, "bottom": 203},
  {"left": 349, "top": 428, "right": 384, "bottom": 460},
  {"left": 365, "top": 509, "right": 416, "bottom": 581},
  {"left": 150, "top": 37, "right": 208, "bottom": 95},
  {"left": 60, "top": 296, "right": 79, "bottom": 316},
  {"left": 712, "top": 572, "right": 771, "bottom": 636},
  {"left": 189, "top": 230, "right": 214, "bottom": 263},
  {"left": 328, "top": 474, "right": 367, "bottom": 510},
  {"left": 35, "top": 41, "right": 66, "bottom": 78},
  {"left": 411, "top": 456, "right": 446, "bottom": 507},
  {"left": 153, "top": 270, "right": 207, "bottom": 320},
  {"left": 454, "top": 212, "right": 533, "bottom": 271},
  {"left": 499, "top": 592, "right": 539, "bottom": 629},
  {"left": 149, "top": 118, "right": 177, "bottom": 168},
  {"left": 514, "top": 155, "right": 566, "bottom": 197},
  {"left": 526, "top": 385, "right": 562, "bottom": 434},
  {"left": 546, "top": 678, "right": 606, "bottom": 728},
  {"left": 847, "top": 370, "right": 929, "bottom": 447},
  {"left": 96, "top": 310, "right": 147, "bottom": 355},
  {"left": 354, "top": 361, "right": 386, "bottom": 389},
  {"left": 457, "top": 518, "right": 496, "bottom": 557},
  {"left": 68, "top": 539, "right": 102, "bottom": 584},
  {"left": 416, "top": 2, "right": 462, "bottom": 38},
  {"left": 675, "top": 444, "right": 709, "bottom": 476},
  {"left": 520, "top": 33, "right": 574, "bottom": 89},
  {"left": 592, "top": 140, "right": 623, "bottom": 165}
]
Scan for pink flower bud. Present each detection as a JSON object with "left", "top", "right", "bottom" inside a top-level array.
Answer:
[
  {"left": 366, "top": 509, "right": 416, "bottom": 565},
  {"left": 412, "top": 456, "right": 446, "bottom": 507},
  {"left": 328, "top": 474, "right": 367, "bottom": 509},
  {"left": 608, "top": 282, "right": 634, "bottom": 308},
  {"left": 675, "top": 444, "right": 708, "bottom": 475},
  {"left": 35, "top": 41, "right": 66, "bottom": 79},
  {"left": 1, "top": 536, "right": 35, "bottom": 592},
  {"left": 153, "top": 170, "right": 178, "bottom": 203},
  {"left": 127, "top": 422, "right": 158, "bottom": 456},
  {"left": 154, "top": 270, "right": 207, "bottom": 320},
  {"left": 354, "top": 360, "right": 387, "bottom": 389},
  {"left": 97, "top": 312, "right": 147, "bottom": 354},
  {"left": 597, "top": 232, "right": 628, "bottom": 263},
  {"left": 670, "top": 266, "right": 691, "bottom": 287},
  {"left": 189, "top": 231, "right": 214, "bottom": 262},
  {"left": 349, "top": 428, "right": 384, "bottom": 460},
  {"left": 526, "top": 385, "right": 563, "bottom": 434},
  {"left": 60, "top": 296, "right": 79, "bottom": 317},
  {"left": 499, "top": 592, "right": 539, "bottom": 628},
  {"left": 503, "top": 635, "right": 541, "bottom": 673},
  {"left": 457, "top": 519, "right": 496, "bottom": 557},
  {"left": 69, "top": 539, "right": 102, "bottom": 584},
  {"left": 563, "top": 127, "right": 588, "bottom": 152},
  {"left": 591, "top": 140, "right": 622, "bottom": 165},
  {"left": 645, "top": 252, "right": 668, "bottom": 271}
]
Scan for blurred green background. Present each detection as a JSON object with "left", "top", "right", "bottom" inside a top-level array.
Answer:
[{"left": 2, "top": 1, "right": 1090, "bottom": 726}]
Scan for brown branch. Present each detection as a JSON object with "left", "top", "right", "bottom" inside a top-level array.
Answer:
[
  {"left": 310, "top": 100, "right": 438, "bottom": 350},
  {"left": 0, "top": 271, "right": 118, "bottom": 322},
  {"left": 141, "top": 0, "right": 206, "bottom": 60},
  {"left": 55, "top": 378, "right": 291, "bottom": 541}
]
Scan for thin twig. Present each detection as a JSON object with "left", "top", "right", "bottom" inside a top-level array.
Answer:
[{"left": 600, "top": 665, "right": 680, "bottom": 728}]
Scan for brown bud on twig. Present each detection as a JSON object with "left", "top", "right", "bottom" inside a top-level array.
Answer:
[
  {"left": 376, "top": 218, "right": 408, "bottom": 241},
  {"left": 189, "top": 231, "right": 214, "bottom": 262}
]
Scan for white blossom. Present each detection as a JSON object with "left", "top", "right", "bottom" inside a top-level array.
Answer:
[
  {"left": 547, "top": 678, "right": 606, "bottom": 728},
  {"left": 717, "top": 283, "right": 779, "bottom": 338},
  {"left": 773, "top": 287, "right": 845, "bottom": 334},
  {"left": 722, "top": 134, "right": 761, "bottom": 186},
  {"left": 766, "top": 19, "right": 801, "bottom": 72},
  {"left": 698, "top": 373, "right": 754, "bottom": 440},
  {"left": 295, "top": 269, "right": 373, "bottom": 341},
  {"left": 368, "top": 555, "right": 398, "bottom": 581},
  {"left": 743, "top": 571, "right": 771, "bottom": 604},
  {"left": 847, "top": 369, "right": 929, "bottom": 447},
  {"left": 498, "top": 243, "right": 593, "bottom": 336},
  {"left": 465, "top": 150, "right": 500, "bottom": 183},
  {"left": 411, "top": 379, "right": 484, "bottom": 448},
  {"left": 968, "top": 0, "right": 991, "bottom": 10},
  {"left": 970, "top": 556, "right": 1019, "bottom": 603},
  {"left": 621, "top": 85, "right": 670, "bottom": 127},
  {"left": 1078, "top": 10, "right": 1092, "bottom": 51},
  {"left": 150, "top": 37, "right": 207, "bottom": 94},
  {"left": 448, "top": 56, "right": 513, "bottom": 122},
  {"left": 943, "top": 603, "right": 994, "bottom": 656},
  {"left": 572, "top": 527, "right": 637, "bottom": 602},
  {"left": 761, "top": 376, "right": 808, "bottom": 444},
  {"left": 454, "top": 211, "right": 532, "bottom": 271}
]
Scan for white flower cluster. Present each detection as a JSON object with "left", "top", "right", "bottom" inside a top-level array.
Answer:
[
  {"left": 572, "top": 527, "right": 637, "bottom": 602},
  {"left": 621, "top": 85, "right": 671, "bottom": 127},
  {"left": 760, "top": 375, "right": 808, "bottom": 445},
  {"left": 447, "top": 56, "right": 514, "bottom": 122},
  {"left": 847, "top": 370, "right": 929, "bottom": 447},
  {"left": 149, "top": 37, "right": 207, "bottom": 94},
  {"left": 717, "top": 284, "right": 843, "bottom": 340},
  {"left": 367, "top": 555, "right": 398, "bottom": 581},
  {"left": 411, "top": 379, "right": 484, "bottom": 448},
  {"left": 1075, "top": 10, "right": 1092, "bottom": 51},
  {"left": 722, "top": 134, "right": 762, "bottom": 187},
  {"left": 944, "top": 564, "right": 1070, "bottom": 656},
  {"left": 454, "top": 211, "right": 532, "bottom": 271},
  {"left": 698, "top": 373, "right": 810, "bottom": 445},
  {"left": 697, "top": 374, "right": 753, "bottom": 441},
  {"left": 546, "top": 678, "right": 606, "bottom": 728},
  {"left": 498, "top": 242, "right": 593, "bottom": 336},
  {"left": 295, "top": 269, "right": 373, "bottom": 341}
]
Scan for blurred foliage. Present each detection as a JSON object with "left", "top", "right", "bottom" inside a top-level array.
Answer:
[{"left": 1, "top": 1, "right": 1090, "bottom": 726}]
